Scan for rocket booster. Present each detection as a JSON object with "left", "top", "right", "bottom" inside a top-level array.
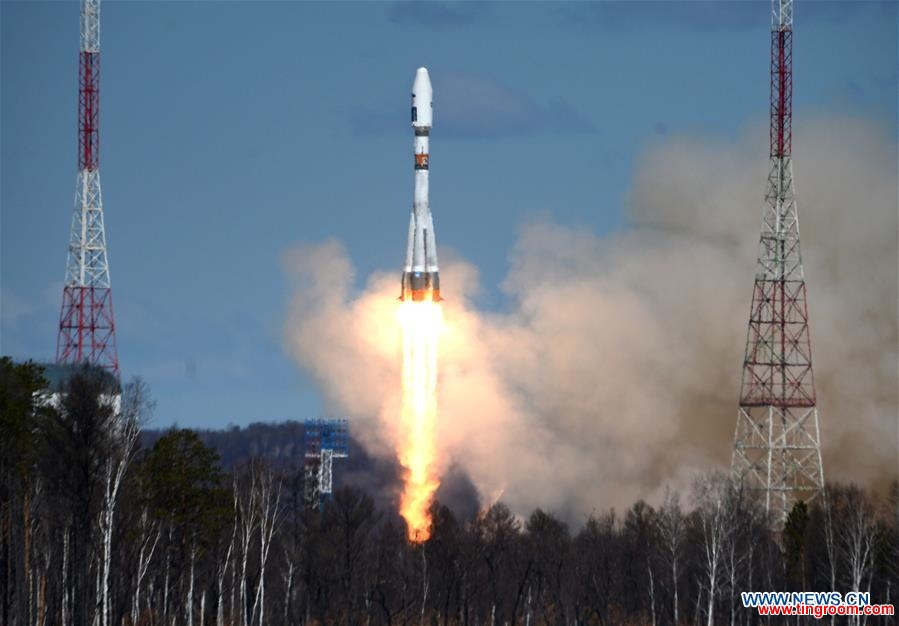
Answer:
[{"left": 401, "top": 67, "right": 441, "bottom": 302}]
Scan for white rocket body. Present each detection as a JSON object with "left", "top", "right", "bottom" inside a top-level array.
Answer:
[{"left": 401, "top": 67, "right": 440, "bottom": 302}]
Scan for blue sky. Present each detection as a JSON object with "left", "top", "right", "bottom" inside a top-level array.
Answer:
[{"left": 2, "top": 0, "right": 895, "bottom": 429}]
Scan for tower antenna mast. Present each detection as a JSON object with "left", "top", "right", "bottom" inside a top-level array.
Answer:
[
  {"left": 731, "top": 0, "right": 824, "bottom": 523},
  {"left": 56, "top": 0, "right": 119, "bottom": 377}
]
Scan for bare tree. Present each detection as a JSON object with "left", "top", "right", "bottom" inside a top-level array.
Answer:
[
  {"left": 249, "top": 460, "right": 283, "bottom": 626},
  {"left": 234, "top": 469, "right": 259, "bottom": 626},
  {"left": 837, "top": 486, "right": 879, "bottom": 626},
  {"left": 216, "top": 496, "right": 237, "bottom": 626},
  {"left": 721, "top": 489, "right": 753, "bottom": 626},
  {"left": 97, "top": 377, "right": 150, "bottom": 626},
  {"left": 816, "top": 487, "right": 840, "bottom": 626},
  {"left": 658, "top": 488, "right": 686, "bottom": 626},
  {"left": 130, "top": 506, "right": 161, "bottom": 626},
  {"left": 692, "top": 472, "right": 739, "bottom": 626}
]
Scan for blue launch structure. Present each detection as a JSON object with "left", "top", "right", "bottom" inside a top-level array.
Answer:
[{"left": 303, "top": 418, "right": 349, "bottom": 510}]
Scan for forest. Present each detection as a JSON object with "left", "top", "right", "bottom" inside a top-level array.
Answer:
[{"left": 1, "top": 358, "right": 896, "bottom": 626}]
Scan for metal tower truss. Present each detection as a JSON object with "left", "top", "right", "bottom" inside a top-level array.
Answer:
[
  {"left": 303, "top": 418, "right": 349, "bottom": 510},
  {"left": 732, "top": 0, "right": 824, "bottom": 524},
  {"left": 56, "top": 0, "right": 119, "bottom": 377}
]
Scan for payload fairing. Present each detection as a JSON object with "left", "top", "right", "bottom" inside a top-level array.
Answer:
[{"left": 401, "top": 67, "right": 441, "bottom": 302}]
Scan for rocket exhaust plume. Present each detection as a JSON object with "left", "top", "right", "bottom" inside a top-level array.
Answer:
[
  {"left": 398, "top": 300, "right": 441, "bottom": 541},
  {"left": 398, "top": 67, "right": 442, "bottom": 542}
]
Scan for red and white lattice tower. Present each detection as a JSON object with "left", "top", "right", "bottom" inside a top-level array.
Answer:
[
  {"left": 56, "top": 0, "right": 119, "bottom": 377},
  {"left": 731, "top": 0, "right": 824, "bottom": 522}
]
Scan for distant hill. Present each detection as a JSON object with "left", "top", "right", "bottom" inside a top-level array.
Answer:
[
  {"left": 142, "top": 421, "right": 308, "bottom": 467},
  {"left": 140, "top": 421, "right": 479, "bottom": 520}
]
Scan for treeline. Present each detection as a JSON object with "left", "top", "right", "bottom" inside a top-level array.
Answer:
[{"left": 1, "top": 358, "right": 897, "bottom": 626}]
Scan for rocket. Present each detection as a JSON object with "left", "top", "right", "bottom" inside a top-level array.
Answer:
[{"left": 400, "top": 67, "right": 441, "bottom": 302}]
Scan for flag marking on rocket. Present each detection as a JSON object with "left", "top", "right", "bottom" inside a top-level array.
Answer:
[{"left": 401, "top": 67, "right": 441, "bottom": 302}]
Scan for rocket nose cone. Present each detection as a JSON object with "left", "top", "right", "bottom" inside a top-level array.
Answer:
[
  {"left": 412, "top": 67, "right": 433, "bottom": 128},
  {"left": 413, "top": 67, "right": 432, "bottom": 92}
]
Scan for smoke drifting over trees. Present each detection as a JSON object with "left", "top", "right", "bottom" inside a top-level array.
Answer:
[{"left": 283, "top": 115, "right": 897, "bottom": 521}]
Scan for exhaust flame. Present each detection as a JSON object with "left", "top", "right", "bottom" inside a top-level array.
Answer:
[{"left": 397, "top": 299, "right": 442, "bottom": 542}]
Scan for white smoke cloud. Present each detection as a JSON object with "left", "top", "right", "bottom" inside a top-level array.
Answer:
[{"left": 283, "top": 114, "right": 898, "bottom": 520}]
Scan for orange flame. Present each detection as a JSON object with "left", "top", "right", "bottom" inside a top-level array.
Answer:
[{"left": 397, "top": 299, "right": 442, "bottom": 543}]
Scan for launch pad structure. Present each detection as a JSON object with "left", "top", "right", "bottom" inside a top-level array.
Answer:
[{"left": 304, "top": 418, "right": 349, "bottom": 510}]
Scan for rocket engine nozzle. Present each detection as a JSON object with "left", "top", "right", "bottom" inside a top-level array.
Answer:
[{"left": 400, "top": 271, "right": 441, "bottom": 302}]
